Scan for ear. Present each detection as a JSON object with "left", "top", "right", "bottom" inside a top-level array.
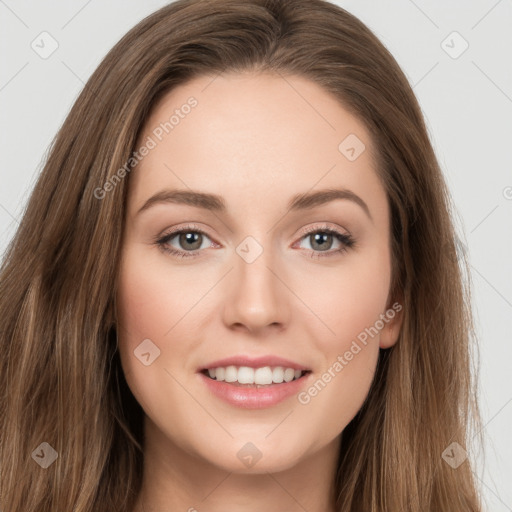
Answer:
[{"left": 379, "top": 295, "right": 404, "bottom": 349}]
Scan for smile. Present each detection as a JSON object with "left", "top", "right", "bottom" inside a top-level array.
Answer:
[
  {"left": 202, "top": 365, "right": 309, "bottom": 386},
  {"left": 198, "top": 367, "right": 313, "bottom": 409}
]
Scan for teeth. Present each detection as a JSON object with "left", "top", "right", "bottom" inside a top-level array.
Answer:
[
  {"left": 205, "top": 365, "right": 306, "bottom": 385},
  {"left": 272, "top": 367, "right": 284, "bottom": 383},
  {"left": 225, "top": 366, "right": 237, "bottom": 383},
  {"left": 283, "top": 368, "right": 295, "bottom": 382}
]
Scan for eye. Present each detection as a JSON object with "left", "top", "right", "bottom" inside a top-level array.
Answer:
[
  {"left": 154, "top": 223, "right": 356, "bottom": 260},
  {"left": 155, "top": 224, "right": 215, "bottom": 259},
  {"left": 294, "top": 226, "right": 355, "bottom": 259}
]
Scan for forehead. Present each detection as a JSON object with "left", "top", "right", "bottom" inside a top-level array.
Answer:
[{"left": 127, "top": 71, "right": 385, "bottom": 222}]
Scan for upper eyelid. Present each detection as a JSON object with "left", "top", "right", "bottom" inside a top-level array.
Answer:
[
  {"left": 162, "top": 222, "right": 349, "bottom": 240},
  {"left": 298, "top": 223, "right": 350, "bottom": 237},
  {"left": 161, "top": 224, "right": 212, "bottom": 241}
]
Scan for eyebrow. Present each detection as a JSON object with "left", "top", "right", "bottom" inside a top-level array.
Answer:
[{"left": 136, "top": 187, "right": 372, "bottom": 221}]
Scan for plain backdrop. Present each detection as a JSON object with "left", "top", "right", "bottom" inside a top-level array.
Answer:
[{"left": 0, "top": 1, "right": 511, "bottom": 510}]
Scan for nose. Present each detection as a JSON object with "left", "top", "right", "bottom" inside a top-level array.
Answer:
[{"left": 221, "top": 238, "right": 290, "bottom": 334}]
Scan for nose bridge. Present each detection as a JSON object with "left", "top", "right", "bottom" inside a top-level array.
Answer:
[{"left": 223, "top": 230, "right": 288, "bottom": 331}]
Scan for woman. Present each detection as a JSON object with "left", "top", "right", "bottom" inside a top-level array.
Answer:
[{"left": 0, "top": 0, "right": 483, "bottom": 510}]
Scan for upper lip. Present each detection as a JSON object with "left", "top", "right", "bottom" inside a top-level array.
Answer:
[{"left": 199, "top": 355, "right": 311, "bottom": 372}]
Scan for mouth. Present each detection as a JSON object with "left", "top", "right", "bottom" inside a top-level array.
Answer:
[
  {"left": 198, "top": 362, "right": 314, "bottom": 409},
  {"left": 200, "top": 366, "right": 312, "bottom": 388}
]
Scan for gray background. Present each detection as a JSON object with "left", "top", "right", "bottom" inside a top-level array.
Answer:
[{"left": 0, "top": 1, "right": 511, "bottom": 510}]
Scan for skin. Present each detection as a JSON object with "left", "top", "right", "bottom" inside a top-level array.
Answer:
[{"left": 116, "top": 71, "right": 403, "bottom": 512}]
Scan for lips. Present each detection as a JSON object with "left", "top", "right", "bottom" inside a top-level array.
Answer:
[{"left": 198, "top": 368, "right": 313, "bottom": 409}]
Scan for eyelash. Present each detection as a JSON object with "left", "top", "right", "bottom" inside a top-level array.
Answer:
[{"left": 154, "top": 223, "right": 356, "bottom": 260}]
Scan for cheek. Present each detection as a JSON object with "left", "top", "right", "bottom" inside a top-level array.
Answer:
[
  {"left": 293, "top": 248, "right": 389, "bottom": 430},
  {"left": 297, "top": 343, "right": 379, "bottom": 450},
  {"left": 295, "top": 271, "right": 386, "bottom": 441},
  {"left": 115, "top": 249, "right": 183, "bottom": 383},
  {"left": 117, "top": 266, "right": 165, "bottom": 342},
  {"left": 116, "top": 247, "right": 196, "bottom": 341},
  {"left": 115, "top": 249, "right": 200, "bottom": 424},
  {"left": 298, "top": 243, "right": 391, "bottom": 351}
]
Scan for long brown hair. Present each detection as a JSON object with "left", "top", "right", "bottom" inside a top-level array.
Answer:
[{"left": 0, "top": 0, "right": 483, "bottom": 510}]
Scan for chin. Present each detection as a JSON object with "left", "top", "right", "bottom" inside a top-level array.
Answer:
[{"left": 196, "top": 438, "right": 308, "bottom": 474}]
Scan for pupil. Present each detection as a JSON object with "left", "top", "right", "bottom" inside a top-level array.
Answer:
[
  {"left": 180, "top": 232, "right": 201, "bottom": 250},
  {"left": 312, "top": 233, "right": 332, "bottom": 251}
]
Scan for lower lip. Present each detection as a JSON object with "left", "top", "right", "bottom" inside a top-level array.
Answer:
[{"left": 198, "top": 371, "right": 312, "bottom": 409}]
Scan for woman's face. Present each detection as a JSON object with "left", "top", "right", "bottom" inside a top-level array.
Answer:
[{"left": 117, "top": 71, "right": 402, "bottom": 474}]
